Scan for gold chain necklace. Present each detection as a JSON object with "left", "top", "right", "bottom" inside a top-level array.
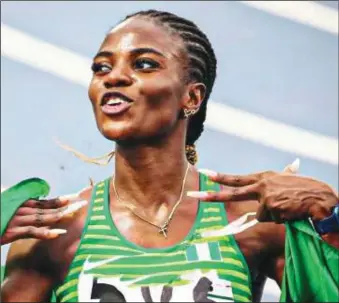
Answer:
[{"left": 112, "top": 163, "right": 190, "bottom": 238}]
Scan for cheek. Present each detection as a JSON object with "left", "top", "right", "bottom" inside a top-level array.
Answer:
[
  {"left": 88, "top": 78, "right": 102, "bottom": 115},
  {"left": 88, "top": 78, "right": 99, "bottom": 105},
  {"left": 88, "top": 78, "right": 109, "bottom": 135},
  {"left": 139, "top": 75, "right": 184, "bottom": 111},
  {"left": 135, "top": 76, "right": 185, "bottom": 134}
]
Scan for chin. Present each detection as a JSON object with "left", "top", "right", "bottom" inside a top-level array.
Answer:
[
  {"left": 100, "top": 125, "right": 130, "bottom": 141},
  {"left": 97, "top": 115, "right": 175, "bottom": 145},
  {"left": 98, "top": 120, "right": 137, "bottom": 142}
]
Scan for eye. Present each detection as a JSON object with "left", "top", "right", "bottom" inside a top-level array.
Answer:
[
  {"left": 91, "top": 62, "right": 112, "bottom": 74},
  {"left": 134, "top": 58, "right": 160, "bottom": 71}
]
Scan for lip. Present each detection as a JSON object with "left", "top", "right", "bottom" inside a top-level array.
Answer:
[
  {"left": 100, "top": 91, "right": 134, "bottom": 116},
  {"left": 101, "top": 102, "right": 132, "bottom": 115},
  {"left": 100, "top": 91, "right": 134, "bottom": 105}
]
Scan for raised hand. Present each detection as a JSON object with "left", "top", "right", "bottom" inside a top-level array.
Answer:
[
  {"left": 0, "top": 189, "right": 89, "bottom": 245},
  {"left": 188, "top": 160, "right": 338, "bottom": 223}
]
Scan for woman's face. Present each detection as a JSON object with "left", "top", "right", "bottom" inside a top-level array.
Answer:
[{"left": 88, "top": 17, "right": 190, "bottom": 143}]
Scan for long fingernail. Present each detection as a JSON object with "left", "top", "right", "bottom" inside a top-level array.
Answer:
[
  {"left": 89, "top": 177, "right": 95, "bottom": 186},
  {"left": 198, "top": 169, "right": 218, "bottom": 178},
  {"left": 187, "top": 191, "right": 210, "bottom": 198},
  {"left": 62, "top": 200, "right": 88, "bottom": 216},
  {"left": 291, "top": 158, "right": 300, "bottom": 172},
  {"left": 286, "top": 158, "right": 300, "bottom": 173},
  {"left": 59, "top": 193, "right": 80, "bottom": 202},
  {"left": 48, "top": 229, "right": 67, "bottom": 238}
]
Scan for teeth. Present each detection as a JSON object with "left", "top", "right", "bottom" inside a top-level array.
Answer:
[{"left": 106, "top": 98, "right": 125, "bottom": 105}]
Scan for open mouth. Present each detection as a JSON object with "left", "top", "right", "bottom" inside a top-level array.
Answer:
[{"left": 100, "top": 92, "right": 133, "bottom": 115}]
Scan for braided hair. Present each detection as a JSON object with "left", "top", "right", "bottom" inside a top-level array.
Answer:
[
  {"left": 58, "top": 10, "right": 217, "bottom": 166},
  {"left": 122, "top": 10, "right": 217, "bottom": 164}
]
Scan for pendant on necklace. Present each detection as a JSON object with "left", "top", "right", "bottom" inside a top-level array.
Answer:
[{"left": 159, "top": 223, "right": 168, "bottom": 238}]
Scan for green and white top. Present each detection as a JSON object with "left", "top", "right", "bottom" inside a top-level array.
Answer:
[{"left": 54, "top": 174, "right": 252, "bottom": 302}]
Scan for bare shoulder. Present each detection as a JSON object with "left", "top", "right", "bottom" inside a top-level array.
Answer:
[
  {"left": 222, "top": 192, "right": 286, "bottom": 288},
  {"left": 78, "top": 184, "right": 94, "bottom": 201}
]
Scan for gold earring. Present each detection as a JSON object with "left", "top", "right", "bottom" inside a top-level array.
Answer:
[{"left": 183, "top": 108, "right": 197, "bottom": 118}]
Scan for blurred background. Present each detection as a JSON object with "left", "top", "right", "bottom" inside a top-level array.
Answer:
[{"left": 1, "top": 1, "right": 338, "bottom": 301}]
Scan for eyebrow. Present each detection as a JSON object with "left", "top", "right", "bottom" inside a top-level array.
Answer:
[{"left": 93, "top": 47, "right": 166, "bottom": 60}]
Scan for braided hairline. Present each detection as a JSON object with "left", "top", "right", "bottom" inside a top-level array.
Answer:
[
  {"left": 57, "top": 10, "right": 216, "bottom": 166},
  {"left": 123, "top": 10, "right": 217, "bottom": 146}
]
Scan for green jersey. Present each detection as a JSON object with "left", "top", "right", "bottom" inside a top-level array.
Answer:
[
  {"left": 54, "top": 174, "right": 252, "bottom": 302},
  {"left": 2, "top": 175, "right": 337, "bottom": 302}
]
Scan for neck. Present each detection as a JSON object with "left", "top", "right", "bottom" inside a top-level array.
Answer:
[{"left": 113, "top": 135, "right": 192, "bottom": 213}]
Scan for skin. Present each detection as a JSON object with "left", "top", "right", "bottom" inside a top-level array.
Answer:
[
  {"left": 0, "top": 196, "right": 89, "bottom": 245},
  {"left": 1, "top": 16, "right": 338, "bottom": 303}
]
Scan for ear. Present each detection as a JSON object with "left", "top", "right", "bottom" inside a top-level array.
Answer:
[{"left": 183, "top": 82, "right": 206, "bottom": 111}]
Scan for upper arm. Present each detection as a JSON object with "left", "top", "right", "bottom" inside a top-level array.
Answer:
[
  {"left": 1, "top": 239, "right": 57, "bottom": 302},
  {"left": 259, "top": 223, "right": 286, "bottom": 287},
  {"left": 225, "top": 198, "right": 286, "bottom": 292}
]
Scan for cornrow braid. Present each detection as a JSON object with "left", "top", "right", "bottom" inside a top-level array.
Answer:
[
  {"left": 122, "top": 10, "right": 217, "bottom": 146},
  {"left": 58, "top": 11, "right": 217, "bottom": 166}
]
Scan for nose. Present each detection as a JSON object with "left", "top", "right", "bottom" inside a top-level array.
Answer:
[{"left": 104, "top": 64, "right": 133, "bottom": 88}]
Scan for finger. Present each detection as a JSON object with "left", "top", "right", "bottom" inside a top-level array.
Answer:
[
  {"left": 198, "top": 169, "right": 263, "bottom": 186},
  {"left": 256, "top": 203, "right": 273, "bottom": 222},
  {"left": 15, "top": 207, "right": 57, "bottom": 216},
  {"left": 12, "top": 212, "right": 62, "bottom": 227},
  {"left": 11, "top": 200, "right": 88, "bottom": 227},
  {"left": 22, "top": 185, "right": 89, "bottom": 209},
  {"left": 308, "top": 200, "right": 332, "bottom": 221},
  {"left": 187, "top": 183, "right": 259, "bottom": 201},
  {"left": 256, "top": 200, "right": 290, "bottom": 223},
  {"left": 283, "top": 158, "right": 300, "bottom": 174},
  {"left": 256, "top": 205, "right": 286, "bottom": 223},
  {"left": 23, "top": 198, "right": 68, "bottom": 209},
  {"left": 1, "top": 227, "right": 67, "bottom": 243}
]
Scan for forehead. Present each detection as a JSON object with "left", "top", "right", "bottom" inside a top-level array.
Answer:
[{"left": 100, "top": 17, "right": 184, "bottom": 59}]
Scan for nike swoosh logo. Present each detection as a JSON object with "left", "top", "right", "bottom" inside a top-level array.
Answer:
[{"left": 83, "top": 255, "right": 122, "bottom": 271}]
